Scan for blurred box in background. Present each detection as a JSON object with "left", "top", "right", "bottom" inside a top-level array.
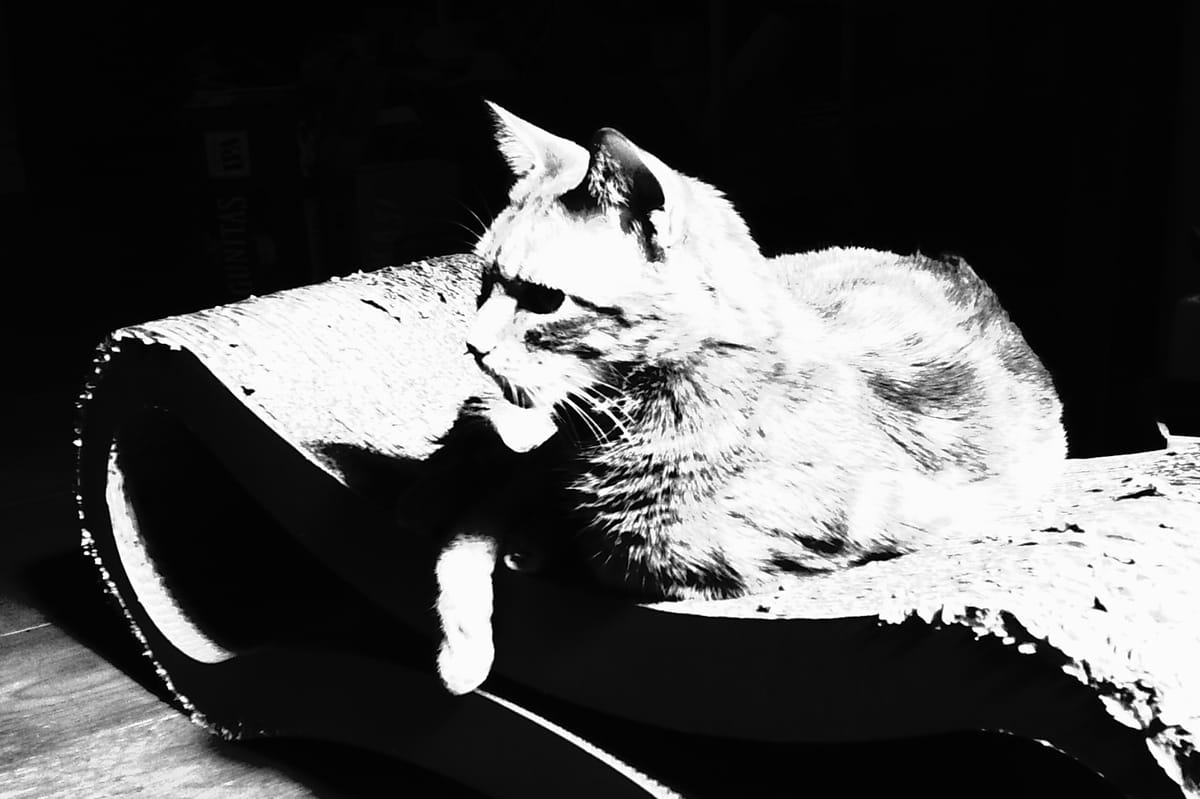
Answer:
[
  {"left": 180, "top": 86, "right": 320, "bottom": 306},
  {"left": 315, "top": 97, "right": 469, "bottom": 274},
  {"left": 350, "top": 157, "right": 461, "bottom": 270}
]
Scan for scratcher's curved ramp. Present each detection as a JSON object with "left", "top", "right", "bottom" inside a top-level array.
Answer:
[{"left": 76, "top": 254, "right": 1200, "bottom": 798}]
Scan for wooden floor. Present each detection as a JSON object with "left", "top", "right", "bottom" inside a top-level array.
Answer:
[{"left": 0, "top": 386, "right": 482, "bottom": 798}]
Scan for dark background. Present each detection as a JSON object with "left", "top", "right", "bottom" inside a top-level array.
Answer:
[
  {"left": 2, "top": 2, "right": 1198, "bottom": 455},
  {"left": 0, "top": 3, "right": 1196, "bottom": 796}
]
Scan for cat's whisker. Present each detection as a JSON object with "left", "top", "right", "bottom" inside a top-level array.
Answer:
[
  {"left": 543, "top": 392, "right": 583, "bottom": 442},
  {"left": 578, "top": 395, "right": 619, "bottom": 443},
  {"left": 553, "top": 391, "right": 584, "bottom": 432},
  {"left": 466, "top": 206, "right": 490, "bottom": 237},
  {"left": 585, "top": 396, "right": 629, "bottom": 441},
  {"left": 588, "top": 378, "right": 628, "bottom": 399},
  {"left": 455, "top": 199, "right": 490, "bottom": 237},
  {"left": 449, "top": 200, "right": 493, "bottom": 252},
  {"left": 579, "top": 387, "right": 633, "bottom": 439},
  {"left": 594, "top": 404, "right": 631, "bottom": 441},
  {"left": 450, "top": 219, "right": 481, "bottom": 240},
  {"left": 586, "top": 381, "right": 635, "bottom": 422},
  {"left": 449, "top": 222, "right": 485, "bottom": 251},
  {"left": 476, "top": 192, "right": 495, "bottom": 226},
  {"left": 570, "top": 397, "right": 610, "bottom": 445},
  {"left": 604, "top": 392, "right": 636, "bottom": 428},
  {"left": 561, "top": 393, "right": 609, "bottom": 444},
  {"left": 571, "top": 388, "right": 611, "bottom": 432},
  {"left": 537, "top": 388, "right": 593, "bottom": 445}
]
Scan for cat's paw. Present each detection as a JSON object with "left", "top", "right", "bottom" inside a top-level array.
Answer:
[
  {"left": 437, "top": 632, "right": 495, "bottom": 695},
  {"left": 435, "top": 532, "right": 499, "bottom": 694}
]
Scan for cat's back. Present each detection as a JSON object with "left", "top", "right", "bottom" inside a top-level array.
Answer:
[
  {"left": 768, "top": 246, "right": 1066, "bottom": 503},
  {"left": 775, "top": 247, "right": 1010, "bottom": 334},
  {"left": 773, "top": 247, "right": 1055, "bottom": 393}
]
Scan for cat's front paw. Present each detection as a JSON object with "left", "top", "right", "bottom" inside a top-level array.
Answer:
[
  {"left": 437, "top": 632, "right": 495, "bottom": 695},
  {"left": 435, "top": 532, "right": 499, "bottom": 694}
]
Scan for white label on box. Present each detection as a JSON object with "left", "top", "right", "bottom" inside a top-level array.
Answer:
[{"left": 204, "top": 131, "right": 251, "bottom": 179}]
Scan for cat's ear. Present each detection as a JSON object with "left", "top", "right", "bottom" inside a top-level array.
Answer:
[
  {"left": 564, "top": 127, "right": 682, "bottom": 259},
  {"left": 582, "top": 129, "right": 665, "bottom": 214},
  {"left": 485, "top": 101, "right": 589, "bottom": 184}
]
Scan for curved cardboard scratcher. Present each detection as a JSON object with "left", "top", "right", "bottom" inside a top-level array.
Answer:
[{"left": 75, "top": 253, "right": 1200, "bottom": 798}]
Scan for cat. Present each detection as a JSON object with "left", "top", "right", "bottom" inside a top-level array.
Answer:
[{"left": 407, "top": 101, "right": 1067, "bottom": 695}]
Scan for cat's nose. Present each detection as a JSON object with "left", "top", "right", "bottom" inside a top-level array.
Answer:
[{"left": 467, "top": 293, "right": 515, "bottom": 359}]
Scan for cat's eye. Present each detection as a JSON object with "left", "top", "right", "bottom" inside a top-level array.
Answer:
[{"left": 514, "top": 282, "right": 565, "bottom": 314}]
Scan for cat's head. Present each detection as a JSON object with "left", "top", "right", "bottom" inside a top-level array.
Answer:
[{"left": 469, "top": 102, "right": 764, "bottom": 452}]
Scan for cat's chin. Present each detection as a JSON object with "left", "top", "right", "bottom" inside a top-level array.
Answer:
[{"left": 487, "top": 400, "right": 558, "bottom": 453}]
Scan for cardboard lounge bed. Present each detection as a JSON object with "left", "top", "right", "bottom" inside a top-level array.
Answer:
[{"left": 75, "top": 253, "right": 1200, "bottom": 797}]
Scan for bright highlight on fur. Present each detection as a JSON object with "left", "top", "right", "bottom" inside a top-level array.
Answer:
[{"left": 424, "top": 101, "right": 1067, "bottom": 694}]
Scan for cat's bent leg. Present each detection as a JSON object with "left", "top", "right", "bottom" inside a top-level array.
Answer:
[{"left": 435, "top": 528, "right": 500, "bottom": 694}]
